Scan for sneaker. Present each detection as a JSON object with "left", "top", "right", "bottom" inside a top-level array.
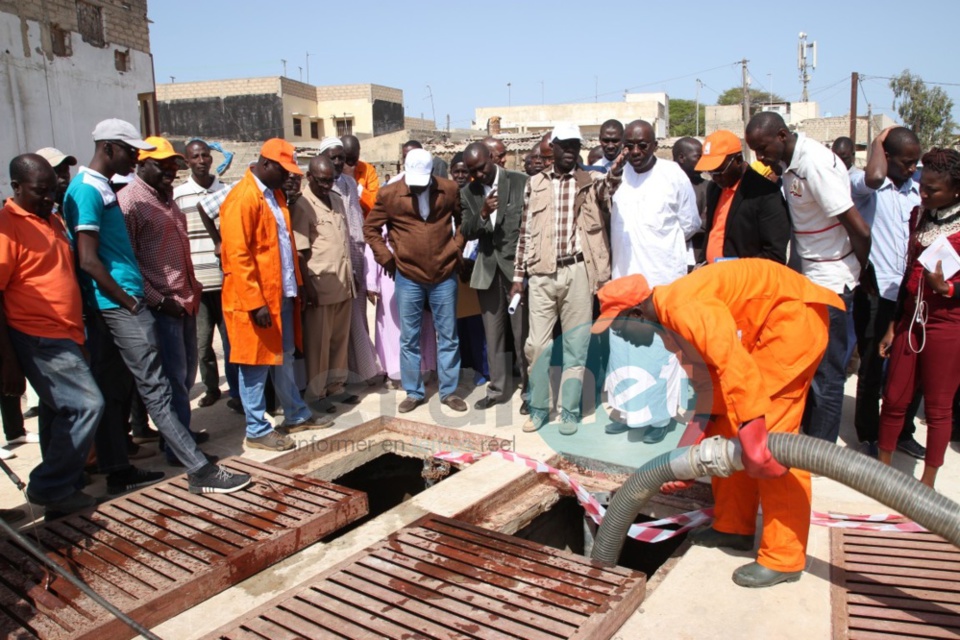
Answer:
[
  {"left": 559, "top": 411, "right": 579, "bottom": 436},
  {"left": 188, "top": 464, "right": 252, "bottom": 495},
  {"left": 168, "top": 452, "right": 219, "bottom": 468},
  {"left": 523, "top": 408, "right": 549, "bottom": 432},
  {"left": 7, "top": 432, "right": 39, "bottom": 445},
  {"left": 0, "top": 508, "right": 26, "bottom": 524},
  {"left": 278, "top": 414, "right": 333, "bottom": 434},
  {"left": 0, "top": 446, "right": 15, "bottom": 460},
  {"left": 245, "top": 430, "right": 295, "bottom": 451},
  {"left": 897, "top": 437, "right": 926, "bottom": 460},
  {"left": 107, "top": 466, "right": 165, "bottom": 496}
]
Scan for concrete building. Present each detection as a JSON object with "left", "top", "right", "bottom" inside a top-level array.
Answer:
[
  {"left": 156, "top": 78, "right": 406, "bottom": 143},
  {"left": 705, "top": 102, "right": 821, "bottom": 138},
  {"left": 0, "top": 0, "right": 156, "bottom": 192},
  {"left": 475, "top": 92, "right": 669, "bottom": 138}
]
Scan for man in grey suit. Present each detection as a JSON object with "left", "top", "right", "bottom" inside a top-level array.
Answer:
[{"left": 461, "top": 142, "right": 530, "bottom": 413}]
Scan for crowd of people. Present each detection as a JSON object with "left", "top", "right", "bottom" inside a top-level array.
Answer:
[{"left": 0, "top": 112, "right": 957, "bottom": 588}]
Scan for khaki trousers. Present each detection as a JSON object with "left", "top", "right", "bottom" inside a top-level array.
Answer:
[
  {"left": 525, "top": 261, "right": 593, "bottom": 418},
  {"left": 303, "top": 298, "right": 352, "bottom": 401}
]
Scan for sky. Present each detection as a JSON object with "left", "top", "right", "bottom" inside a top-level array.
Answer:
[{"left": 149, "top": 0, "right": 960, "bottom": 132}]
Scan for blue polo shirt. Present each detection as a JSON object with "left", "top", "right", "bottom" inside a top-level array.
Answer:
[{"left": 62, "top": 167, "right": 144, "bottom": 310}]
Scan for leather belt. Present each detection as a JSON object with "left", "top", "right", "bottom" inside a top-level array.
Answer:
[{"left": 556, "top": 253, "right": 584, "bottom": 267}]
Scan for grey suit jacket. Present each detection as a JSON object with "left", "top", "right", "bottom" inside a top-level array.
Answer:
[{"left": 459, "top": 168, "right": 529, "bottom": 290}]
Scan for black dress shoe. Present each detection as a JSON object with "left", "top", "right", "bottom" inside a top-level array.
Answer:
[
  {"left": 519, "top": 401, "right": 530, "bottom": 415},
  {"left": 474, "top": 396, "right": 500, "bottom": 410}
]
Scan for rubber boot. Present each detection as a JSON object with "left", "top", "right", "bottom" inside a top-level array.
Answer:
[
  {"left": 689, "top": 527, "right": 754, "bottom": 551},
  {"left": 732, "top": 561, "right": 802, "bottom": 588}
]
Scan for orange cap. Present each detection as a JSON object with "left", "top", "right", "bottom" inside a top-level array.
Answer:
[
  {"left": 139, "top": 136, "right": 185, "bottom": 164},
  {"left": 260, "top": 138, "right": 303, "bottom": 175},
  {"left": 694, "top": 130, "right": 742, "bottom": 172},
  {"left": 591, "top": 274, "right": 653, "bottom": 334}
]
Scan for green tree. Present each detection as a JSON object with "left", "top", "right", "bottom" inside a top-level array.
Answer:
[
  {"left": 717, "top": 87, "right": 785, "bottom": 110},
  {"left": 889, "top": 69, "right": 956, "bottom": 149},
  {"left": 669, "top": 99, "right": 706, "bottom": 137}
]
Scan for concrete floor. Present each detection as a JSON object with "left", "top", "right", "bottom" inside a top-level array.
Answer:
[{"left": 1, "top": 339, "right": 956, "bottom": 639}]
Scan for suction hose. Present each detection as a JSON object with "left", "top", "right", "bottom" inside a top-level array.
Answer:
[{"left": 591, "top": 432, "right": 960, "bottom": 566}]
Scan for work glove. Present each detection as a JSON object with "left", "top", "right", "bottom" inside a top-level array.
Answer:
[
  {"left": 738, "top": 417, "right": 789, "bottom": 479},
  {"left": 661, "top": 415, "right": 712, "bottom": 494}
]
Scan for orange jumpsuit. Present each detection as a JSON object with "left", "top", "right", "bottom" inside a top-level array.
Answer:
[
  {"left": 354, "top": 160, "right": 380, "bottom": 217},
  {"left": 220, "top": 169, "right": 303, "bottom": 366},
  {"left": 652, "top": 259, "right": 843, "bottom": 572}
]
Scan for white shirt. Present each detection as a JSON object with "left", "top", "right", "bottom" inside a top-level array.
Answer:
[
  {"left": 782, "top": 133, "right": 858, "bottom": 293},
  {"left": 406, "top": 178, "right": 431, "bottom": 220},
  {"left": 252, "top": 173, "right": 298, "bottom": 298},
  {"left": 483, "top": 166, "right": 501, "bottom": 228},
  {"left": 610, "top": 159, "right": 700, "bottom": 285},
  {"left": 851, "top": 171, "right": 919, "bottom": 300},
  {"left": 173, "top": 176, "right": 227, "bottom": 290}
]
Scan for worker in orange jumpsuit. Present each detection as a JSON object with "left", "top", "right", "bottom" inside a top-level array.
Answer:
[{"left": 593, "top": 259, "right": 844, "bottom": 588}]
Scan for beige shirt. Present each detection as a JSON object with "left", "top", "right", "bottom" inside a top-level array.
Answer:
[{"left": 291, "top": 189, "right": 355, "bottom": 305}]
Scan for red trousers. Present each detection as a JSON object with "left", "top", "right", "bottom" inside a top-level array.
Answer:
[{"left": 878, "top": 303, "right": 960, "bottom": 467}]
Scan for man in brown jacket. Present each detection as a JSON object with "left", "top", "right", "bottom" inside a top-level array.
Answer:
[
  {"left": 510, "top": 123, "right": 620, "bottom": 434},
  {"left": 363, "top": 149, "right": 468, "bottom": 413}
]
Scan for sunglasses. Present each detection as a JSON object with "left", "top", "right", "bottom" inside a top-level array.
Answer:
[
  {"left": 622, "top": 141, "right": 653, "bottom": 151},
  {"left": 707, "top": 155, "right": 738, "bottom": 177}
]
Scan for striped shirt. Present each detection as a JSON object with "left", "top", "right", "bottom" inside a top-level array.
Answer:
[
  {"left": 173, "top": 176, "right": 228, "bottom": 290},
  {"left": 513, "top": 166, "right": 581, "bottom": 282}
]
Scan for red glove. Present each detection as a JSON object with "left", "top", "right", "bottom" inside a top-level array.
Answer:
[{"left": 738, "top": 417, "right": 788, "bottom": 479}]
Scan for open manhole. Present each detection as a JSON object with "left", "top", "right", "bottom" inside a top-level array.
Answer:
[{"left": 322, "top": 453, "right": 459, "bottom": 540}]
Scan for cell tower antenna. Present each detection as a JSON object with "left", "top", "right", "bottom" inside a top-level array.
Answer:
[{"left": 798, "top": 32, "right": 817, "bottom": 102}]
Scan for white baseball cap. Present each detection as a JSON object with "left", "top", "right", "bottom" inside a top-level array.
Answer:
[
  {"left": 550, "top": 122, "right": 582, "bottom": 143},
  {"left": 404, "top": 148, "right": 434, "bottom": 187},
  {"left": 35, "top": 147, "right": 77, "bottom": 168},
  {"left": 92, "top": 118, "right": 155, "bottom": 150}
]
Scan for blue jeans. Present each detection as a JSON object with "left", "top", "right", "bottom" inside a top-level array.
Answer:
[
  {"left": 151, "top": 311, "right": 198, "bottom": 429},
  {"left": 98, "top": 305, "right": 209, "bottom": 473},
  {"left": 803, "top": 288, "right": 853, "bottom": 443},
  {"left": 238, "top": 297, "right": 312, "bottom": 438},
  {"left": 395, "top": 272, "right": 461, "bottom": 400},
  {"left": 8, "top": 329, "right": 103, "bottom": 502}
]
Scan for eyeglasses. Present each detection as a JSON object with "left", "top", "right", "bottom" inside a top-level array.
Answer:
[
  {"left": 622, "top": 141, "right": 652, "bottom": 151},
  {"left": 109, "top": 141, "right": 137, "bottom": 156},
  {"left": 707, "top": 155, "right": 738, "bottom": 177}
]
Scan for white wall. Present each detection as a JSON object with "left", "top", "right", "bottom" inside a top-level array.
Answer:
[{"left": 0, "top": 12, "right": 154, "bottom": 194}]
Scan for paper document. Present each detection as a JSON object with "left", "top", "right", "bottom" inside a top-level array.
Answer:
[{"left": 917, "top": 235, "right": 960, "bottom": 280}]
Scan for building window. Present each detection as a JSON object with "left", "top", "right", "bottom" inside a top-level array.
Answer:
[
  {"left": 310, "top": 121, "right": 319, "bottom": 139},
  {"left": 138, "top": 92, "right": 158, "bottom": 136},
  {"left": 293, "top": 117, "right": 302, "bottom": 137},
  {"left": 50, "top": 24, "right": 72, "bottom": 57},
  {"left": 76, "top": 1, "right": 105, "bottom": 47},
  {"left": 336, "top": 118, "right": 353, "bottom": 137},
  {"left": 114, "top": 49, "right": 130, "bottom": 72}
]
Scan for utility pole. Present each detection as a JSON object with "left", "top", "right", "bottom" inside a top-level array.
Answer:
[
  {"left": 741, "top": 59, "right": 751, "bottom": 124},
  {"left": 767, "top": 72, "right": 773, "bottom": 108},
  {"left": 695, "top": 79, "right": 702, "bottom": 137},
  {"left": 446, "top": 114, "right": 450, "bottom": 133},
  {"left": 281, "top": 59, "right": 287, "bottom": 77},
  {"left": 305, "top": 52, "right": 311, "bottom": 84},
  {"left": 169, "top": 76, "right": 175, "bottom": 83},
  {"left": 426, "top": 85, "right": 436, "bottom": 127},
  {"left": 507, "top": 82, "right": 511, "bottom": 107},
  {"left": 849, "top": 71, "right": 859, "bottom": 143},
  {"left": 298, "top": 66, "right": 302, "bottom": 82},
  {"left": 866, "top": 103, "right": 873, "bottom": 150}
]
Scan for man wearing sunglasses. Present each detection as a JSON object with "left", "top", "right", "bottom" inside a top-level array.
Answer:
[{"left": 696, "top": 130, "right": 790, "bottom": 266}]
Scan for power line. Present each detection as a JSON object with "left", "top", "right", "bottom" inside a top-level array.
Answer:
[
  {"left": 863, "top": 74, "right": 960, "bottom": 88},
  {"left": 558, "top": 60, "right": 743, "bottom": 105}
]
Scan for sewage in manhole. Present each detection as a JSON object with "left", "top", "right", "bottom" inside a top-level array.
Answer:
[
  {"left": 512, "top": 496, "right": 686, "bottom": 577},
  {"left": 321, "top": 453, "right": 459, "bottom": 540}
]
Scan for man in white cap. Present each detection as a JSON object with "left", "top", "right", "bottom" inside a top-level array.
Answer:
[
  {"left": 509, "top": 123, "right": 623, "bottom": 434},
  {"left": 62, "top": 118, "right": 250, "bottom": 496},
  {"left": 364, "top": 148, "right": 468, "bottom": 413},
  {"left": 34, "top": 147, "right": 77, "bottom": 210}
]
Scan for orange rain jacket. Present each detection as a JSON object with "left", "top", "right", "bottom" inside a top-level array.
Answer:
[
  {"left": 652, "top": 258, "right": 844, "bottom": 426},
  {"left": 220, "top": 169, "right": 303, "bottom": 366}
]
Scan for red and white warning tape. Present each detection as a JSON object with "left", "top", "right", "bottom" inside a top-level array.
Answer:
[{"left": 434, "top": 450, "right": 928, "bottom": 539}]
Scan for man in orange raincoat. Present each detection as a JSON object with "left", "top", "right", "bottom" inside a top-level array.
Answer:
[
  {"left": 593, "top": 259, "right": 844, "bottom": 587},
  {"left": 220, "top": 139, "right": 331, "bottom": 452}
]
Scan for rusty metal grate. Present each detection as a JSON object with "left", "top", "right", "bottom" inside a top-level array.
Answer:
[
  {"left": 207, "top": 513, "right": 646, "bottom": 640},
  {"left": 831, "top": 528, "right": 960, "bottom": 639},
  {"left": 0, "top": 457, "right": 367, "bottom": 640}
]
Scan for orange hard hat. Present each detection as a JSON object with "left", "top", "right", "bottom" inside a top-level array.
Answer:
[
  {"left": 592, "top": 274, "right": 653, "bottom": 334},
  {"left": 260, "top": 138, "right": 303, "bottom": 175}
]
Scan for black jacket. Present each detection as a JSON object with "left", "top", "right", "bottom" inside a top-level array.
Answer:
[{"left": 698, "top": 167, "right": 790, "bottom": 265}]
